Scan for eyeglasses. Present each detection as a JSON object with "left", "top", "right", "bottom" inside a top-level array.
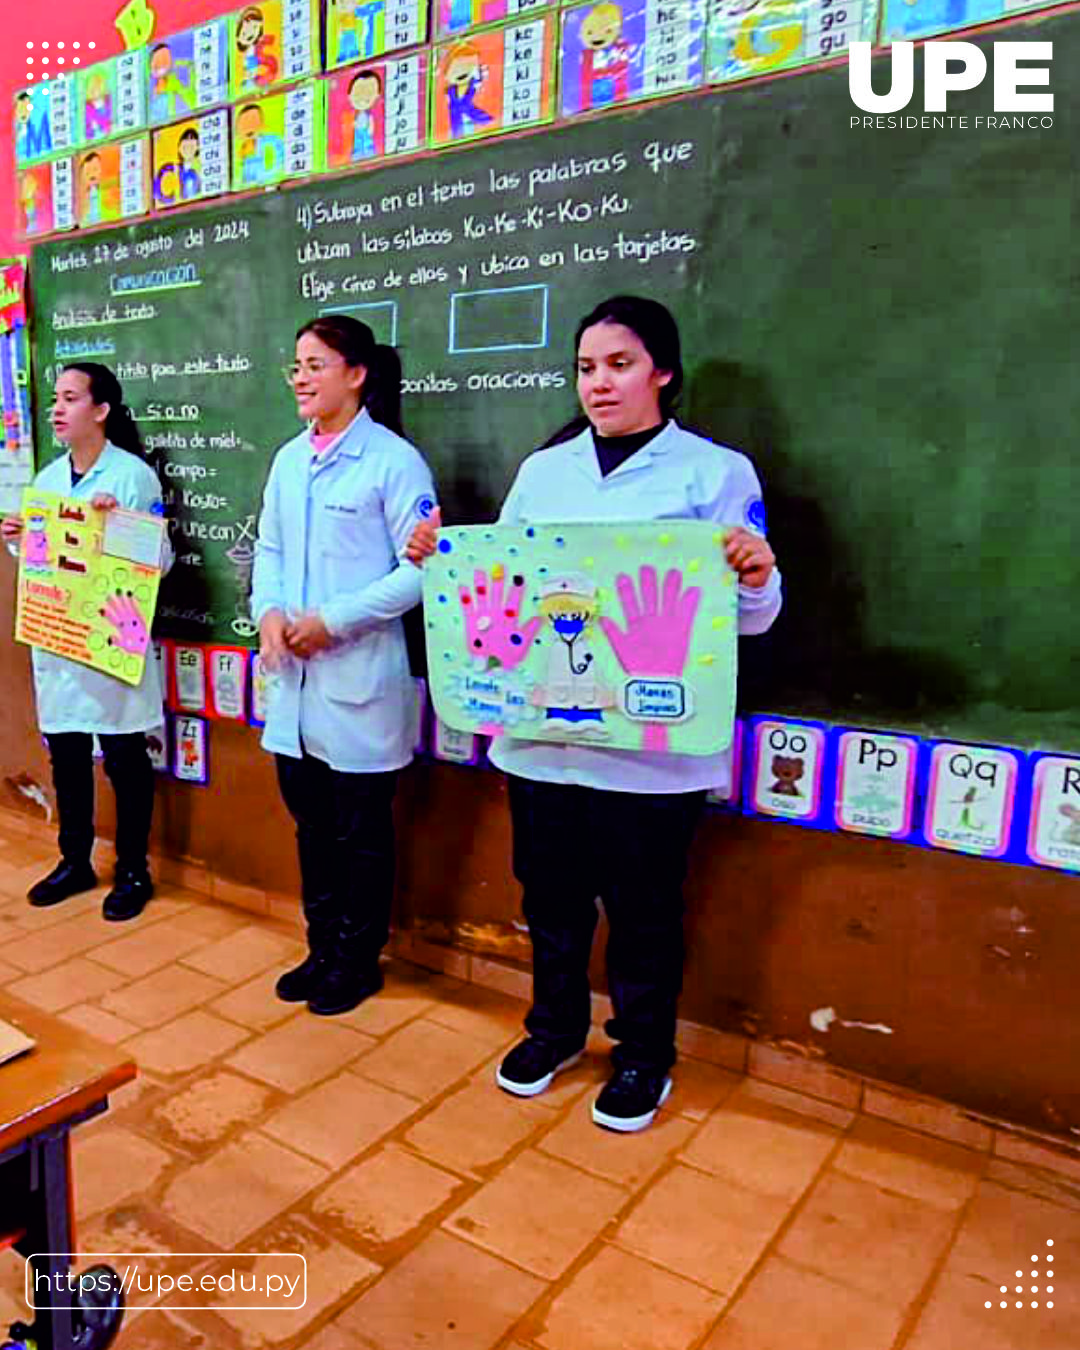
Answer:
[{"left": 282, "top": 358, "right": 346, "bottom": 386}]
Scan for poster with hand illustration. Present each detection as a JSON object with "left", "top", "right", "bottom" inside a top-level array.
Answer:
[
  {"left": 422, "top": 521, "right": 737, "bottom": 754},
  {"left": 15, "top": 489, "right": 166, "bottom": 687}
]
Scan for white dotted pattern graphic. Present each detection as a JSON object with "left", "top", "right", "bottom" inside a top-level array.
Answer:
[
  {"left": 24, "top": 38, "right": 94, "bottom": 80},
  {"left": 987, "top": 1242, "right": 1057, "bottom": 1311}
]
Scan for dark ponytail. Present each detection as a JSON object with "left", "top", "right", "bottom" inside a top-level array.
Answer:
[
  {"left": 540, "top": 295, "right": 685, "bottom": 449},
  {"left": 295, "top": 315, "right": 404, "bottom": 437},
  {"left": 61, "top": 361, "right": 145, "bottom": 457}
]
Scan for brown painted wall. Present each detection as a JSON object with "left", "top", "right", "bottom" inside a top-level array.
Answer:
[{"left": 2, "top": 573, "right": 1078, "bottom": 1138}]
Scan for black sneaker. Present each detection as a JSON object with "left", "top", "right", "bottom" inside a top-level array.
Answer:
[
  {"left": 275, "top": 953, "right": 330, "bottom": 1003},
  {"left": 102, "top": 869, "right": 153, "bottom": 922},
  {"left": 308, "top": 965, "right": 384, "bottom": 1017},
  {"left": 592, "top": 1068, "right": 673, "bottom": 1133},
  {"left": 495, "top": 1038, "right": 584, "bottom": 1098},
  {"left": 28, "top": 860, "right": 97, "bottom": 908}
]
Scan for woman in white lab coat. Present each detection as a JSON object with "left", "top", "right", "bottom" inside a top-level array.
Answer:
[
  {"left": 252, "top": 314, "right": 437, "bottom": 1018},
  {"left": 1, "top": 363, "right": 171, "bottom": 921},
  {"left": 408, "top": 296, "right": 781, "bottom": 1132}
]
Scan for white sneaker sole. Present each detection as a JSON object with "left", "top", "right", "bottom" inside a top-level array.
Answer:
[
  {"left": 495, "top": 1050, "right": 584, "bottom": 1098},
  {"left": 592, "top": 1076, "right": 673, "bottom": 1132}
]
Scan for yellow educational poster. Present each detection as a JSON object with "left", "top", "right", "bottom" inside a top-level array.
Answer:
[{"left": 15, "top": 488, "right": 166, "bottom": 687}]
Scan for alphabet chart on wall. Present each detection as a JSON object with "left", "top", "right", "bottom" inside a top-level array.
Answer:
[
  {"left": 833, "top": 730, "right": 921, "bottom": 840},
  {"left": 922, "top": 742, "right": 1022, "bottom": 859},
  {"left": 1026, "top": 755, "right": 1080, "bottom": 872},
  {"left": 747, "top": 717, "right": 830, "bottom": 825}
]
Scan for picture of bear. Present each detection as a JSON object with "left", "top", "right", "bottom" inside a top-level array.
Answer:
[{"left": 770, "top": 754, "right": 804, "bottom": 796}]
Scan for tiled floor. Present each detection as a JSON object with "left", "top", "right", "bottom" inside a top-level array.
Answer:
[{"left": 1, "top": 820, "right": 1078, "bottom": 1349}]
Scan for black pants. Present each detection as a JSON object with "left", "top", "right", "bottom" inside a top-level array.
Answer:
[
  {"left": 508, "top": 774, "right": 705, "bottom": 1075},
  {"left": 45, "top": 732, "right": 155, "bottom": 873},
  {"left": 276, "top": 751, "right": 398, "bottom": 971}
]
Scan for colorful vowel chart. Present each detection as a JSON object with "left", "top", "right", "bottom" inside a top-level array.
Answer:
[
  {"left": 15, "top": 489, "right": 167, "bottom": 687},
  {"left": 422, "top": 520, "right": 738, "bottom": 754}
]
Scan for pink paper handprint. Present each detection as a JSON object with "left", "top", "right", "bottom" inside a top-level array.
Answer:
[
  {"left": 458, "top": 565, "right": 541, "bottom": 738},
  {"left": 459, "top": 565, "right": 541, "bottom": 671},
  {"left": 101, "top": 590, "right": 150, "bottom": 657},
  {"left": 599, "top": 565, "right": 702, "bottom": 751}
]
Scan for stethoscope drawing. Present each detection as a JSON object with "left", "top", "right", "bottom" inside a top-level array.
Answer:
[{"left": 552, "top": 615, "right": 593, "bottom": 677}]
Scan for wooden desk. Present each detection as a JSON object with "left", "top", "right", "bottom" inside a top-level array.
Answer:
[{"left": 0, "top": 994, "right": 136, "bottom": 1350}]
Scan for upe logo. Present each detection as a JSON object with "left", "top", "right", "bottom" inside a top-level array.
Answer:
[{"left": 849, "top": 40, "right": 1053, "bottom": 113}]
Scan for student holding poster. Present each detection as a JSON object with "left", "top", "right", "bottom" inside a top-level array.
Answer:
[
  {"left": 1, "top": 365, "right": 172, "bottom": 921},
  {"left": 252, "top": 315, "right": 437, "bottom": 1018},
  {"left": 407, "top": 296, "right": 780, "bottom": 1131}
]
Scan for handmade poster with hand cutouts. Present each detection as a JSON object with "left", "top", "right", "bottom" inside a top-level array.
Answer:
[
  {"left": 14, "top": 489, "right": 166, "bottom": 686},
  {"left": 422, "top": 520, "right": 737, "bottom": 754}
]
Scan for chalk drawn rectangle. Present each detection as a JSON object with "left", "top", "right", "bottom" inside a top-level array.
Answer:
[
  {"left": 448, "top": 284, "right": 548, "bottom": 354},
  {"left": 320, "top": 301, "right": 398, "bottom": 346}
]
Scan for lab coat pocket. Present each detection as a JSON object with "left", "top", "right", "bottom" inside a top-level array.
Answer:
[
  {"left": 316, "top": 626, "right": 405, "bottom": 707},
  {"left": 317, "top": 646, "right": 383, "bottom": 705}
]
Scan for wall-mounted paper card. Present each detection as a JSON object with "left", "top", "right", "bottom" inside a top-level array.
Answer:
[
  {"left": 1026, "top": 754, "right": 1080, "bottom": 873},
  {"left": 146, "top": 722, "right": 171, "bottom": 772},
  {"left": 433, "top": 715, "right": 480, "bottom": 764},
  {"left": 152, "top": 109, "right": 231, "bottom": 209},
  {"left": 77, "top": 52, "right": 148, "bottom": 145},
  {"left": 17, "top": 159, "right": 76, "bottom": 238},
  {"left": 169, "top": 642, "right": 208, "bottom": 713},
  {"left": 882, "top": 0, "right": 1044, "bottom": 42},
  {"left": 326, "top": 0, "right": 430, "bottom": 70},
  {"left": 229, "top": 0, "right": 319, "bottom": 99},
  {"left": 748, "top": 716, "right": 828, "bottom": 822},
  {"left": 437, "top": 0, "right": 555, "bottom": 39},
  {"left": 148, "top": 19, "right": 231, "bottom": 126},
  {"left": 326, "top": 54, "right": 429, "bottom": 167},
  {"left": 173, "top": 714, "right": 209, "bottom": 783},
  {"left": 423, "top": 521, "right": 737, "bottom": 754},
  {"left": 208, "top": 646, "right": 249, "bottom": 720},
  {"left": 14, "top": 78, "right": 78, "bottom": 167},
  {"left": 431, "top": 14, "right": 557, "bottom": 147},
  {"left": 923, "top": 741, "right": 1020, "bottom": 859},
  {"left": 249, "top": 652, "right": 270, "bottom": 727},
  {"left": 561, "top": 0, "right": 706, "bottom": 118},
  {"left": 75, "top": 136, "right": 151, "bottom": 229},
  {"left": 232, "top": 82, "right": 323, "bottom": 190},
  {"left": 0, "top": 278, "right": 33, "bottom": 516},
  {"left": 707, "top": 0, "right": 878, "bottom": 85},
  {"left": 834, "top": 729, "right": 920, "bottom": 839}
]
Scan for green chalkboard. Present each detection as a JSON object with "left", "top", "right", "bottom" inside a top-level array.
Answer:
[{"left": 29, "top": 11, "right": 1080, "bottom": 749}]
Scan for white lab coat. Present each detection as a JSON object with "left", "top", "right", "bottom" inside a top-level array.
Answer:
[
  {"left": 251, "top": 408, "right": 436, "bottom": 773},
  {"left": 487, "top": 420, "right": 783, "bottom": 794},
  {"left": 25, "top": 442, "right": 172, "bottom": 736}
]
